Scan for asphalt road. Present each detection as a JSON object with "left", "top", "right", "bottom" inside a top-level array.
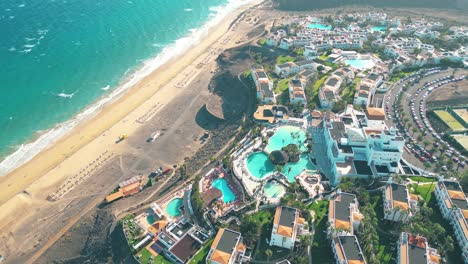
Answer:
[{"left": 384, "top": 67, "right": 467, "bottom": 174}]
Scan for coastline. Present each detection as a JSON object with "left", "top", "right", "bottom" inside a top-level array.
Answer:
[
  {"left": 0, "top": 0, "right": 259, "bottom": 177},
  {"left": 0, "top": 0, "right": 263, "bottom": 226}
]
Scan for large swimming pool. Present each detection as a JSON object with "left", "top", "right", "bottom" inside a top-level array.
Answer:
[
  {"left": 264, "top": 181, "right": 286, "bottom": 198},
  {"left": 246, "top": 126, "right": 315, "bottom": 182},
  {"left": 166, "top": 198, "right": 183, "bottom": 217},
  {"left": 345, "top": 59, "right": 375, "bottom": 69},
  {"left": 265, "top": 126, "right": 307, "bottom": 153},
  {"left": 212, "top": 178, "right": 236, "bottom": 203},
  {"left": 371, "top": 26, "right": 387, "bottom": 32},
  {"left": 308, "top": 23, "right": 332, "bottom": 30}
]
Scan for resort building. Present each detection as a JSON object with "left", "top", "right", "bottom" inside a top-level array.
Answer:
[
  {"left": 275, "top": 61, "right": 314, "bottom": 78},
  {"left": 270, "top": 206, "right": 308, "bottom": 249},
  {"left": 331, "top": 235, "right": 366, "bottom": 264},
  {"left": 105, "top": 175, "right": 145, "bottom": 203},
  {"left": 397, "top": 232, "right": 440, "bottom": 264},
  {"left": 288, "top": 79, "right": 307, "bottom": 106},
  {"left": 328, "top": 191, "right": 363, "bottom": 237},
  {"left": 353, "top": 83, "right": 372, "bottom": 107},
  {"left": 320, "top": 105, "right": 404, "bottom": 186},
  {"left": 434, "top": 178, "right": 468, "bottom": 262},
  {"left": 251, "top": 67, "right": 275, "bottom": 103},
  {"left": 206, "top": 228, "right": 248, "bottom": 264},
  {"left": 383, "top": 179, "right": 419, "bottom": 222},
  {"left": 253, "top": 105, "right": 288, "bottom": 124},
  {"left": 142, "top": 217, "right": 209, "bottom": 264}
]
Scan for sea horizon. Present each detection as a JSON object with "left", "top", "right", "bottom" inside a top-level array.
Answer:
[{"left": 0, "top": 0, "right": 255, "bottom": 176}]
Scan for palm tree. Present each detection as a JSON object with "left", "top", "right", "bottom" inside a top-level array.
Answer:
[
  {"left": 422, "top": 140, "right": 430, "bottom": 150},
  {"left": 417, "top": 135, "right": 423, "bottom": 142},
  {"left": 412, "top": 127, "right": 418, "bottom": 136},
  {"left": 265, "top": 249, "right": 273, "bottom": 263}
]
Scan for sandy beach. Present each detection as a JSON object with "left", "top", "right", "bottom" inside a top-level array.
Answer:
[{"left": 0, "top": 0, "right": 266, "bottom": 262}]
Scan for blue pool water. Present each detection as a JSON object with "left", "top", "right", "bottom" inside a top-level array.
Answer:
[
  {"left": 265, "top": 126, "right": 307, "bottom": 153},
  {"left": 246, "top": 152, "right": 276, "bottom": 179},
  {"left": 212, "top": 178, "right": 236, "bottom": 203},
  {"left": 166, "top": 198, "right": 183, "bottom": 217},
  {"left": 308, "top": 23, "right": 332, "bottom": 30},
  {"left": 371, "top": 26, "right": 387, "bottom": 32},
  {"left": 264, "top": 181, "right": 285, "bottom": 198},
  {"left": 246, "top": 126, "right": 315, "bottom": 182},
  {"left": 345, "top": 59, "right": 375, "bottom": 69}
]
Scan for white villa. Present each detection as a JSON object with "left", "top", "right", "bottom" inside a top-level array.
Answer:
[
  {"left": 434, "top": 178, "right": 468, "bottom": 263},
  {"left": 288, "top": 79, "right": 307, "bottom": 106},
  {"left": 328, "top": 190, "right": 363, "bottom": 237},
  {"left": 251, "top": 67, "right": 276, "bottom": 103},
  {"left": 270, "top": 206, "right": 308, "bottom": 249},
  {"left": 383, "top": 178, "right": 419, "bottom": 222},
  {"left": 397, "top": 232, "right": 440, "bottom": 264}
]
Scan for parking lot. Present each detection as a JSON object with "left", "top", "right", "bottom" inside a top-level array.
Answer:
[{"left": 384, "top": 67, "right": 467, "bottom": 174}]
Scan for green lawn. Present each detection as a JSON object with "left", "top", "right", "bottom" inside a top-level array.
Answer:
[
  {"left": 309, "top": 200, "right": 334, "bottom": 264},
  {"left": 410, "top": 182, "right": 436, "bottom": 204},
  {"left": 276, "top": 55, "right": 295, "bottom": 64},
  {"left": 434, "top": 110, "right": 465, "bottom": 131},
  {"left": 318, "top": 54, "right": 329, "bottom": 61},
  {"left": 249, "top": 209, "right": 291, "bottom": 261},
  {"left": 402, "top": 176, "right": 436, "bottom": 183},
  {"left": 137, "top": 248, "right": 172, "bottom": 264},
  {"left": 189, "top": 239, "right": 213, "bottom": 264},
  {"left": 275, "top": 78, "right": 291, "bottom": 94},
  {"left": 313, "top": 75, "right": 328, "bottom": 90}
]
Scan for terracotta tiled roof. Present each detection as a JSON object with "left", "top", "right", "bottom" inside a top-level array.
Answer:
[
  {"left": 447, "top": 190, "right": 465, "bottom": 200},
  {"left": 277, "top": 225, "right": 293, "bottom": 237},
  {"left": 211, "top": 250, "right": 231, "bottom": 264},
  {"left": 393, "top": 200, "right": 409, "bottom": 210}
]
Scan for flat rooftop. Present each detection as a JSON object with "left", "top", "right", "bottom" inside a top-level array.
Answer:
[
  {"left": 214, "top": 228, "right": 240, "bottom": 255},
  {"left": 338, "top": 236, "right": 365, "bottom": 262},
  {"left": 335, "top": 193, "right": 356, "bottom": 222},
  {"left": 278, "top": 207, "right": 297, "bottom": 228},
  {"left": 390, "top": 183, "right": 408, "bottom": 203},
  {"left": 169, "top": 235, "right": 201, "bottom": 263}
]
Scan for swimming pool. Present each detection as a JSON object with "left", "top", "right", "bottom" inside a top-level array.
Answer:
[
  {"left": 344, "top": 59, "right": 375, "bottom": 69},
  {"left": 212, "top": 178, "right": 236, "bottom": 203},
  {"left": 246, "top": 126, "right": 315, "bottom": 182},
  {"left": 371, "top": 26, "right": 387, "bottom": 32},
  {"left": 166, "top": 198, "right": 183, "bottom": 217},
  {"left": 265, "top": 126, "right": 307, "bottom": 153},
  {"left": 146, "top": 214, "right": 157, "bottom": 225},
  {"left": 246, "top": 152, "right": 275, "bottom": 179},
  {"left": 264, "top": 181, "right": 286, "bottom": 198},
  {"left": 308, "top": 23, "right": 332, "bottom": 30}
]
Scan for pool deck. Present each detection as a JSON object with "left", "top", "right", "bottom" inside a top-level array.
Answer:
[
  {"left": 232, "top": 121, "right": 308, "bottom": 197},
  {"left": 200, "top": 165, "right": 243, "bottom": 217},
  {"left": 296, "top": 170, "right": 324, "bottom": 198}
]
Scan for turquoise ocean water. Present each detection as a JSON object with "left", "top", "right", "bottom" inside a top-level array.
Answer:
[{"left": 0, "top": 0, "right": 249, "bottom": 174}]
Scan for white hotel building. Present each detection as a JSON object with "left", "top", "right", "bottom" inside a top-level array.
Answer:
[
  {"left": 320, "top": 105, "right": 404, "bottom": 186},
  {"left": 434, "top": 178, "right": 468, "bottom": 263}
]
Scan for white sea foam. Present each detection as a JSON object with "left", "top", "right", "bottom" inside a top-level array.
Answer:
[
  {"left": 23, "top": 44, "right": 36, "bottom": 48},
  {"left": 0, "top": 0, "right": 259, "bottom": 176},
  {"left": 8, "top": 47, "right": 16, "bottom": 52},
  {"left": 18, "top": 4, "right": 25, "bottom": 8},
  {"left": 57, "top": 92, "right": 75, "bottom": 98},
  {"left": 184, "top": 8, "right": 193, "bottom": 12},
  {"left": 101, "top": 85, "right": 110, "bottom": 91}
]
